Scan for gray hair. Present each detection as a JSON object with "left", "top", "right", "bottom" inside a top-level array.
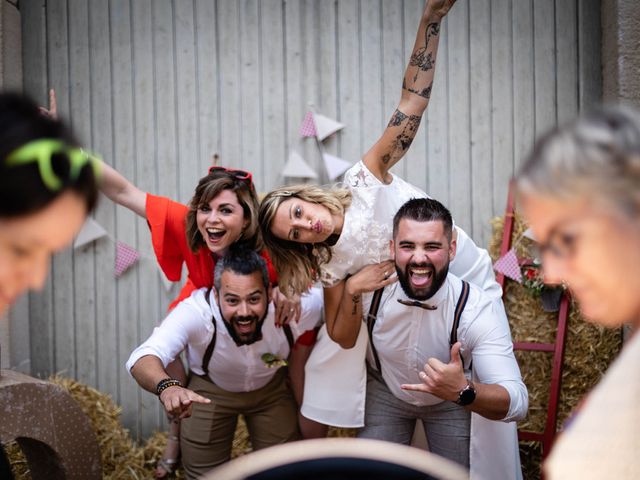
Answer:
[
  {"left": 213, "top": 247, "right": 270, "bottom": 292},
  {"left": 517, "top": 105, "right": 640, "bottom": 218}
]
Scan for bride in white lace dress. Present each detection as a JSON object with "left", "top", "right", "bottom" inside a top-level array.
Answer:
[{"left": 259, "top": 0, "right": 499, "bottom": 428}]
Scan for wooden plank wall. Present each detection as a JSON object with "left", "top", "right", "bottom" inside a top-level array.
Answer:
[{"left": 18, "top": 0, "right": 601, "bottom": 439}]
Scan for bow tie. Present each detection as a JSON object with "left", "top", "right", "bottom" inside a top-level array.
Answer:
[{"left": 397, "top": 298, "right": 437, "bottom": 310}]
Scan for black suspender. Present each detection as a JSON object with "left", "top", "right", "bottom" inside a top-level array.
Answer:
[
  {"left": 200, "top": 288, "right": 294, "bottom": 375},
  {"left": 366, "top": 280, "right": 471, "bottom": 372}
]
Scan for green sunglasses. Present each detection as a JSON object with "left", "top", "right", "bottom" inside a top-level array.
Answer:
[{"left": 6, "top": 138, "right": 102, "bottom": 191}]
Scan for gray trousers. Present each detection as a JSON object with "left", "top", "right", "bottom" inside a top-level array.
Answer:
[{"left": 358, "top": 369, "right": 471, "bottom": 468}]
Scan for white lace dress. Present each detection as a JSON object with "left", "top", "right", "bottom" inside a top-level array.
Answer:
[{"left": 301, "top": 161, "right": 500, "bottom": 427}]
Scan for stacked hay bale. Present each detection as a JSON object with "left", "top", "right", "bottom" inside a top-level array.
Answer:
[{"left": 489, "top": 215, "right": 621, "bottom": 480}]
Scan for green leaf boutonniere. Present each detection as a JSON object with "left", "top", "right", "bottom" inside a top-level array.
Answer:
[{"left": 261, "top": 353, "right": 288, "bottom": 368}]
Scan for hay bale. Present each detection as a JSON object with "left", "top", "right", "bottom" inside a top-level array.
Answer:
[{"left": 489, "top": 214, "right": 622, "bottom": 479}]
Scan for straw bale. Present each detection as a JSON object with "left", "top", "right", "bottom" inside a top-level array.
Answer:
[{"left": 490, "top": 214, "right": 622, "bottom": 479}]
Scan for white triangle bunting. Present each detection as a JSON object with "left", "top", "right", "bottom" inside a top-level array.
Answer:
[
  {"left": 313, "top": 113, "right": 345, "bottom": 141},
  {"left": 282, "top": 151, "right": 318, "bottom": 179},
  {"left": 322, "top": 153, "right": 352, "bottom": 180},
  {"left": 74, "top": 217, "right": 108, "bottom": 249}
]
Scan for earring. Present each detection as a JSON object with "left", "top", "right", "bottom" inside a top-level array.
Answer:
[{"left": 311, "top": 244, "right": 319, "bottom": 257}]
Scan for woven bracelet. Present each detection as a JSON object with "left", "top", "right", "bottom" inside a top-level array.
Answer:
[{"left": 156, "top": 378, "right": 182, "bottom": 396}]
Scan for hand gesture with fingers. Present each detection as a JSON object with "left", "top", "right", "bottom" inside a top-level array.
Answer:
[
  {"left": 39, "top": 89, "right": 58, "bottom": 119},
  {"left": 159, "top": 385, "right": 211, "bottom": 419},
  {"left": 272, "top": 286, "right": 301, "bottom": 327},
  {"left": 401, "top": 342, "right": 467, "bottom": 402},
  {"left": 346, "top": 260, "right": 397, "bottom": 296}
]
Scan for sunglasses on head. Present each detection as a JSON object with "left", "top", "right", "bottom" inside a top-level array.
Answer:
[
  {"left": 6, "top": 138, "right": 102, "bottom": 191},
  {"left": 208, "top": 166, "right": 253, "bottom": 186}
]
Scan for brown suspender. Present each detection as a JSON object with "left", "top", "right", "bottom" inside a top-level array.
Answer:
[
  {"left": 201, "top": 288, "right": 294, "bottom": 375},
  {"left": 366, "top": 280, "right": 471, "bottom": 372}
]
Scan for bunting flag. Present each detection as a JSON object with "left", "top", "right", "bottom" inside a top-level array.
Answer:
[
  {"left": 115, "top": 241, "right": 140, "bottom": 278},
  {"left": 282, "top": 151, "right": 318, "bottom": 179},
  {"left": 493, "top": 248, "right": 522, "bottom": 283},
  {"left": 313, "top": 112, "right": 345, "bottom": 141},
  {"left": 299, "top": 111, "right": 317, "bottom": 137},
  {"left": 74, "top": 217, "right": 107, "bottom": 249},
  {"left": 157, "top": 264, "right": 174, "bottom": 292},
  {"left": 322, "top": 152, "right": 352, "bottom": 180},
  {"left": 522, "top": 227, "right": 537, "bottom": 242}
]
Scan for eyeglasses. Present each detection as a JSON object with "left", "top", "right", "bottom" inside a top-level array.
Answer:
[
  {"left": 534, "top": 225, "right": 578, "bottom": 260},
  {"left": 208, "top": 166, "right": 253, "bottom": 187},
  {"left": 6, "top": 138, "right": 101, "bottom": 191}
]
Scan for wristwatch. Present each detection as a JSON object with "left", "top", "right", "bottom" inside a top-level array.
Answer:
[{"left": 455, "top": 380, "right": 476, "bottom": 406}]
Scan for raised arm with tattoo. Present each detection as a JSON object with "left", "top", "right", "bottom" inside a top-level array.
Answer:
[
  {"left": 362, "top": 0, "right": 454, "bottom": 183},
  {"left": 326, "top": 0, "right": 456, "bottom": 348}
]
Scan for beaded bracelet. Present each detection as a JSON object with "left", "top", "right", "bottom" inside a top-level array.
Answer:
[{"left": 156, "top": 378, "right": 182, "bottom": 396}]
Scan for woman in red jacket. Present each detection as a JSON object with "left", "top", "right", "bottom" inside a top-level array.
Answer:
[{"left": 101, "top": 162, "right": 319, "bottom": 477}]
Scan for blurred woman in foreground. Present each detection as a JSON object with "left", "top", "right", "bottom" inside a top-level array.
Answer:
[{"left": 517, "top": 105, "right": 640, "bottom": 479}]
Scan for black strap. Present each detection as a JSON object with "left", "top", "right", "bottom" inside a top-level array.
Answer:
[
  {"left": 450, "top": 280, "right": 470, "bottom": 369},
  {"left": 202, "top": 288, "right": 217, "bottom": 375},
  {"left": 201, "top": 288, "right": 295, "bottom": 374},
  {"left": 366, "top": 287, "right": 386, "bottom": 372},
  {"left": 367, "top": 280, "right": 471, "bottom": 372}
]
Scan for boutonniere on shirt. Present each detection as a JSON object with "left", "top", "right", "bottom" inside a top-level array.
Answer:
[{"left": 261, "top": 353, "right": 287, "bottom": 368}]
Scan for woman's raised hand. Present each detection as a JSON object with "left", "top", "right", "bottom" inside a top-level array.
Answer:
[
  {"left": 346, "top": 260, "right": 397, "bottom": 297},
  {"left": 427, "top": 0, "right": 457, "bottom": 21}
]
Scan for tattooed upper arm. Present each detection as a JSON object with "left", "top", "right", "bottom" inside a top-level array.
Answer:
[{"left": 381, "top": 110, "right": 422, "bottom": 165}]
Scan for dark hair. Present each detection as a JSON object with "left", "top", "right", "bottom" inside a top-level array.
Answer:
[
  {"left": 213, "top": 245, "right": 270, "bottom": 292},
  {"left": 186, "top": 171, "right": 261, "bottom": 253},
  {"left": 0, "top": 92, "right": 99, "bottom": 218},
  {"left": 393, "top": 197, "right": 453, "bottom": 241}
]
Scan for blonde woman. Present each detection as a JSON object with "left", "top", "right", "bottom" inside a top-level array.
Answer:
[
  {"left": 259, "top": 0, "right": 502, "bottom": 430},
  {"left": 517, "top": 105, "right": 640, "bottom": 479}
]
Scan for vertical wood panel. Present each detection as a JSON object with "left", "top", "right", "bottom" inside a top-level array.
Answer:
[
  {"left": 469, "top": 0, "right": 493, "bottom": 247},
  {"left": 20, "top": 0, "right": 602, "bottom": 437},
  {"left": 337, "top": 0, "right": 361, "bottom": 165},
  {"left": 132, "top": 0, "right": 163, "bottom": 437},
  {"left": 513, "top": 0, "right": 535, "bottom": 170},
  {"left": 490, "top": 0, "right": 513, "bottom": 226},
  {"left": 261, "top": 0, "right": 286, "bottom": 190},
  {"left": 89, "top": 0, "right": 118, "bottom": 396},
  {"left": 68, "top": 0, "right": 97, "bottom": 387},
  {"left": 359, "top": 0, "right": 383, "bottom": 154},
  {"left": 426, "top": 11, "right": 449, "bottom": 207},
  {"left": 534, "top": 0, "right": 557, "bottom": 136},
  {"left": 21, "top": 0, "right": 55, "bottom": 379},
  {"left": 556, "top": 0, "right": 578, "bottom": 125},
  {"left": 578, "top": 0, "right": 602, "bottom": 110},
  {"left": 110, "top": 0, "right": 140, "bottom": 435},
  {"left": 447, "top": 2, "right": 471, "bottom": 232},
  {"left": 47, "top": 0, "right": 76, "bottom": 378},
  {"left": 194, "top": 0, "right": 220, "bottom": 175},
  {"left": 175, "top": 0, "right": 200, "bottom": 203}
]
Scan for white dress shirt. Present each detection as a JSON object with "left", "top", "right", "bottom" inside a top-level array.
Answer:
[
  {"left": 365, "top": 273, "right": 528, "bottom": 422},
  {"left": 126, "top": 286, "right": 323, "bottom": 392}
]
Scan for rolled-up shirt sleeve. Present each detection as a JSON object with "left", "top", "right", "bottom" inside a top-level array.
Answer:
[
  {"left": 125, "top": 290, "right": 211, "bottom": 373},
  {"left": 289, "top": 285, "right": 324, "bottom": 339},
  {"left": 464, "top": 300, "right": 529, "bottom": 422}
]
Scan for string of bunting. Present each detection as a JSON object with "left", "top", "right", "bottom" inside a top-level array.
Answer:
[
  {"left": 289, "top": 107, "right": 352, "bottom": 181},
  {"left": 73, "top": 217, "right": 174, "bottom": 290}
]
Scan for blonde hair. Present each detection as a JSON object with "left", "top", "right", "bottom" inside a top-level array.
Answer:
[
  {"left": 517, "top": 105, "right": 640, "bottom": 218},
  {"left": 259, "top": 184, "right": 352, "bottom": 296},
  {"left": 186, "top": 172, "right": 261, "bottom": 253}
]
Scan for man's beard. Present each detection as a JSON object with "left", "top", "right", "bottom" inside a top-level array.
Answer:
[
  {"left": 396, "top": 261, "right": 449, "bottom": 301},
  {"left": 220, "top": 310, "right": 268, "bottom": 346}
]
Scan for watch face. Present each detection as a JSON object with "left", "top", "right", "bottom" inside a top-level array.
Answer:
[{"left": 458, "top": 385, "right": 476, "bottom": 406}]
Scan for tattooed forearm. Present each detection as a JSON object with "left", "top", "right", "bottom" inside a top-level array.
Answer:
[
  {"left": 351, "top": 294, "right": 361, "bottom": 315},
  {"left": 383, "top": 114, "right": 421, "bottom": 164},
  {"left": 387, "top": 109, "right": 408, "bottom": 127},
  {"left": 425, "top": 22, "right": 440, "bottom": 45},
  {"left": 406, "top": 84, "right": 432, "bottom": 100}
]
